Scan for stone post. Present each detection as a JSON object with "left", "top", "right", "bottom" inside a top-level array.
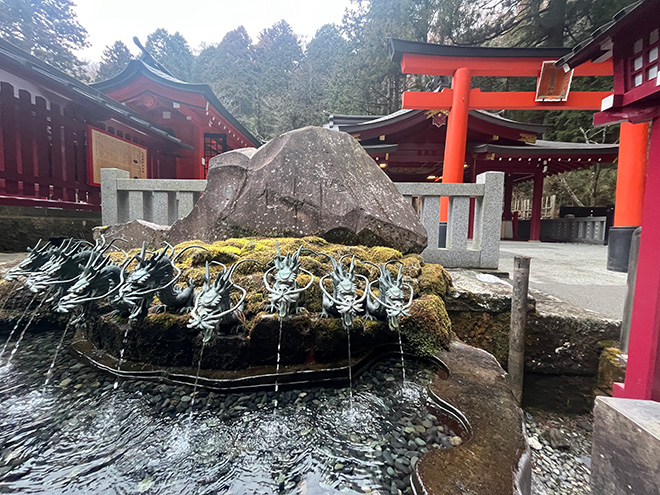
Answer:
[{"left": 100, "top": 168, "right": 130, "bottom": 226}]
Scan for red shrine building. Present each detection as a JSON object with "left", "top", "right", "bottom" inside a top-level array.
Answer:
[
  {"left": 92, "top": 49, "right": 259, "bottom": 179},
  {"left": 0, "top": 39, "right": 258, "bottom": 249},
  {"left": 326, "top": 107, "right": 618, "bottom": 241}
]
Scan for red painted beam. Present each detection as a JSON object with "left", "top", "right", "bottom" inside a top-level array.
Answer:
[
  {"left": 403, "top": 89, "right": 612, "bottom": 111},
  {"left": 400, "top": 53, "right": 613, "bottom": 77}
]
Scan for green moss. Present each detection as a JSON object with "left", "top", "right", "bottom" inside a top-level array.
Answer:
[
  {"left": 597, "top": 346, "right": 626, "bottom": 394},
  {"left": 143, "top": 312, "right": 189, "bottom": 330},
  {"left": 366, "top": 246, "right": 403, "bottom": 263},
  {"left": 400, "top": 294, "right": 451, "bottom": 356},
  {"left": 450, "top": 311, "right": 511, "bottom": 365},
  {"left": 418, "top": 263, "right": 452, "bottom": 297},
  {"left": 190, "top": 244, "right": 241, "bottom": 266}
]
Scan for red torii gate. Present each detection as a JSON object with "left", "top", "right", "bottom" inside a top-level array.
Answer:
[{"left": 388, "top": 39, "right": 647, "bottom": 241}]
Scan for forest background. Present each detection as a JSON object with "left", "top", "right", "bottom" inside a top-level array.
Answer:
[{"left": 0, "top": 0, "right": 635, "bottom": 208}]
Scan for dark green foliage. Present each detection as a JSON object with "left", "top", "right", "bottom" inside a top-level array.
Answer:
[
  {"left": 0, "top": 0, "right": 88, "bottom": 77},
  {"left": 96, "top": 41, "right": 133, "bottom": 82},
  {"left": 145, "top": 28, "right": 195, "bottom": 82}
]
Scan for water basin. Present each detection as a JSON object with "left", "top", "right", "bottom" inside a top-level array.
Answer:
[{"left": 0, "top": 330, "right": 462, "bottom": 495}]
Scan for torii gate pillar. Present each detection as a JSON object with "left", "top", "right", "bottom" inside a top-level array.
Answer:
[{"left": 440, "top": 67, "right": 471, "bottom": 221}]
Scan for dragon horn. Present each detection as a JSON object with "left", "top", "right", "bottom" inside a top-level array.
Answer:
[
  {"left": 139, "top": 241, "right": 146, "bottom": 260},
  {"left": 397, "top": 264, "right": 403, "bottom": 283},
  {"left": 276, "top": 241, "right": 281, "bottom": 259}
]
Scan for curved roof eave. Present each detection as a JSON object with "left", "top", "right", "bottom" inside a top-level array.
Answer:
[
  {"left": 556, "top": 0, "right": 645, "bottom": 68},
  {"left": 469, "top": 140, "right": 619, "bottom": 156},
  {"left": 388, "top": 38, "right": 570, "bottom": 64},
  {"left": 330, "top": 108, "right": 548, "bottom": 135},
  {"left": 0, "top": 40, "right": 193, "bottom": 150},
  {"left": 93, "top": 60, "right": 261, "bottom": 147}
]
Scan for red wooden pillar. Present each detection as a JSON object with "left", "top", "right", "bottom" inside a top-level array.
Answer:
[
  {"left": 614, "top": 122, "right": 649, "bottom": 227},
  {"left": 529, "top": 171, "right": 544, "bottom": 241},
  {"left": 440, "top": 67, "right": 471, "bottom": 221},
  {"left": 613, "top": 118, "right": 660, "bottom": 401}
]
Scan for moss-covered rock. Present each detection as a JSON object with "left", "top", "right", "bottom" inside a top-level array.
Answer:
[
  {"left": 1, "top": 236, "right": 455, "bottom": 374},
  {"left": 400, "top": 294, "right": 451, "bottom": 356},
  {"left": 597, "top": 346, "right": 626, "bottom": 395},
  {"left": 418, "top": 263, "right": 452, "bottom": 298}
]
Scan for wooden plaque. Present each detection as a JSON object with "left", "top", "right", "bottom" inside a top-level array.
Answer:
[{"left": 88, "top": 127, "right": 148, "bottom": 185}]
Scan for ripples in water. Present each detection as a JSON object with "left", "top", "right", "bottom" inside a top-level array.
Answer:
[{"left": 0, "top": 330, "right": 455, "bottom": 494}]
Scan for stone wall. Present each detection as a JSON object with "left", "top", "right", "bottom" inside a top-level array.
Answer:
[
  {"left": 0, "top": 205, "right": 100, "bottom": 252},
  {"left": 445, "top": 270, "right": 620, "bottom": 413}
]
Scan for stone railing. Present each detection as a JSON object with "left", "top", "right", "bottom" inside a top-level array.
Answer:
[
  {"left": 100, "top": 168, "right": 207, "bottom": 226},
  {"left": 100, "top": 167, "right": 504, "bottom": 269},
  {"left": 396, "top": 172, "right": 504, "bottom": 269}
]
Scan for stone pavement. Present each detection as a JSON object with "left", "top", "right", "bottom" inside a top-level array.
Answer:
[{"left": 498, "top": 241, "right": 627, "bottom": 320}]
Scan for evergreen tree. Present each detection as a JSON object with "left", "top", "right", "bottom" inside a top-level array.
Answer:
[
  {"left": 95, "top": 41, "right": 133, "bottom": 82},
  {"left": 193, "top": 27, "right": 256, "bottom": 127},
  {"left": 145, "top": 28, "right": 195, "bottom": 81},
  {"left": 0, "top": 0, "right": 88, "bottom": 77},
  {"left": 252, "top": 20, "right": 304, "bottom": 138}
]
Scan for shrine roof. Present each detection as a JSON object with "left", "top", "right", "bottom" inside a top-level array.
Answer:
[
  {"left": 388, "top": 38, "right": 570, "bottom": 64},
  {"left": 557, "top": 1, "right": 647, "bottom": 68},
  {"left": 325, "top": 108, "right": 548, "bottom": 135},
  {"left": 469, "top": 140, "right": 619, "bottom": 156},
  {"left": 93, "top": 59, "right": 260, "bottom": 147},
  {"left": 0, "top": 39, "right": 192, "bottom": 149}
]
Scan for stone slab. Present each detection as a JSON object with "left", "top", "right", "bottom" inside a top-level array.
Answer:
[
  {"left": 446, "top": 269, "right": 620, "bottom": 377},
  {"left": 591, "top": 397, "right": 660, "bottom": 495},
  {"left": 414, "top": 341, "right": 531, "bottom": 495}
]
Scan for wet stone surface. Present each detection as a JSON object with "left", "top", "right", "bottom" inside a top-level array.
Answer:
[
  {"left": 0, "top": 330, "right": 457, "bottom": 494},
  {"left": 526, "top": 410, "right": 593, "bottom": 495}
]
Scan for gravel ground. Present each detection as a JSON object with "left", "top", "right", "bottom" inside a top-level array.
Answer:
[{"left": 525, "top": 409, "right": 593, "bottom": 495}]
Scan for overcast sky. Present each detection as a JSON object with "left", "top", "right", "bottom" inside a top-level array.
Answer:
[{"left": 74, "top": 0, "right": 354, "bottom": 62}]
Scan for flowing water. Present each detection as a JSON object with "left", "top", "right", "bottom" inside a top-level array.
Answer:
[
  {"left": 273, "top": 318, "right": 284, "bottom": 411},
  {"left": 0, "top": 329, "right": 459, "bottom": 495},
  {"left": 0, "top": 292, "right": 38, "bottom": 361},
  {"left": 397, "top": 328, "right": 407, "bottom": 383},
  {"left": 5, "top": 288, "right": 51, "bottom": 366},
  {"left": 44, "top": 317, "right": 74, "bottom": 387},
  {"left": 113, "top": 322, "right": 132, "bottom": 390},
  {"left": 189, "top": 342, "right": 206, "bottom": 411},
  {"left": 346, "top": 323, "right": 354, "bottom": 409}
]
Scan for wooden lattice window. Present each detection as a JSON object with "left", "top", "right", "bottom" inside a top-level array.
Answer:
[
  {"left": 628, "top": 28, "right": 659, "bottom": 90},
  {"left": 203, "top": 133, "right": 227, "bottom": 178}
]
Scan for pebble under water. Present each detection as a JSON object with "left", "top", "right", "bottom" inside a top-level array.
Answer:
[{"left": 0, "top": 330, "right": 458, "bottom": 495}]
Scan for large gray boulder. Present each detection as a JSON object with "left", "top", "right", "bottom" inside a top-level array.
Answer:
[{"left": 168, "top": 126, "right": 427, "bottom": 253}]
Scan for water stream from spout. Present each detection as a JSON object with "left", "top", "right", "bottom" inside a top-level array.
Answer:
[
  {"left": 0, "top": 291, "right": 38, "bottom": 362},
  {"left": 189, "top": 342, "right": 206, "bottom": 414},
  {"left": 113, "top": 322, "right": 132, "bottom": 390},
  {"left": 346, "top": 323, "right": 354, "bottom": 409},
  {"left": 396, "top": 328, "right": 407, "bottom": 383},
  {"left": 44, "top": 316, "right": 74, "bottom": 387},
  {"left": 5, "top": 288, "right": 52, "bottom": 366},
  {"left": 273, "top": 317, "right": 284, "bottom": 411}
]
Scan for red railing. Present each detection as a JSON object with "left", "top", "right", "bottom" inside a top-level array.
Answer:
[{"left": 0, "top": 82, "right": 100, "bottom": 210}]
